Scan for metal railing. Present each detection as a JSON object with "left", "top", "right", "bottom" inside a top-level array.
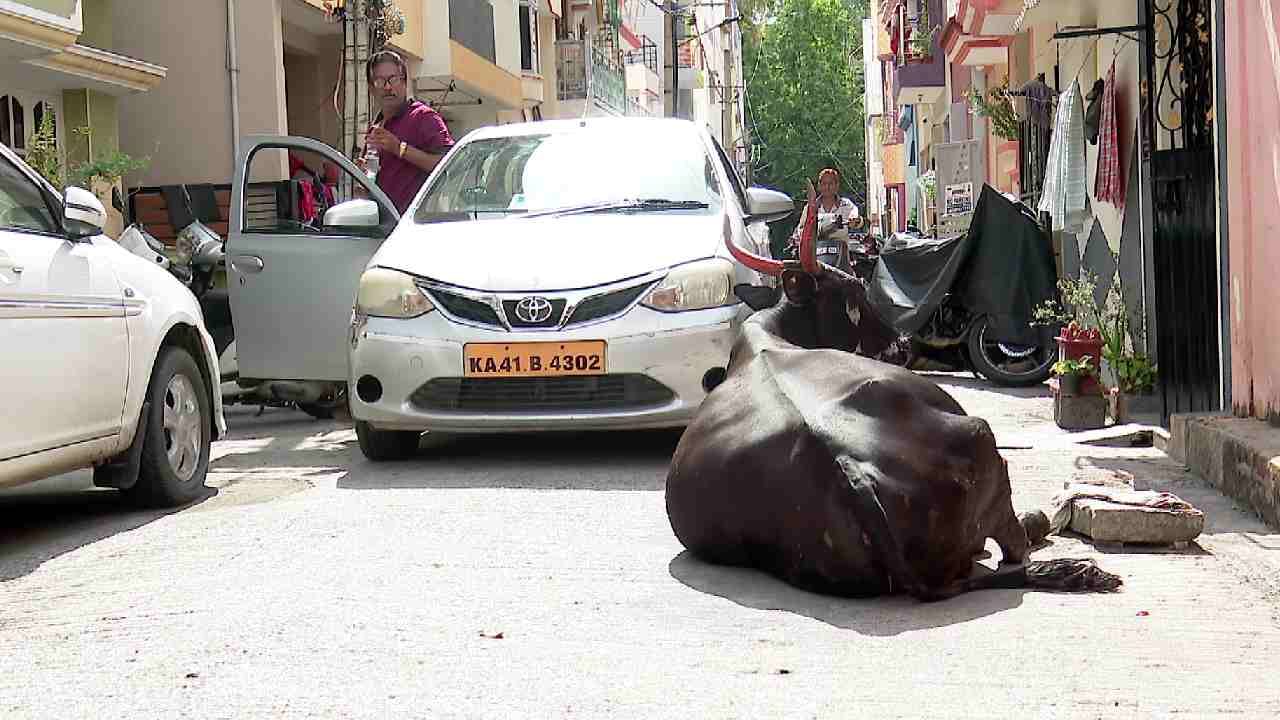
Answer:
[
  {"left": 624, "top": 36, "right": 659, "bottom": 75},
  {"left": 555, "top": 38, "right": 626, "bottom": 115}
]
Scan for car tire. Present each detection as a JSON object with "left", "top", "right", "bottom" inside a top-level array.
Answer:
[
  {"left": 125, "top": 346, "right": 211, "bottom": 507},
  {"left": 355, "top": 421, "right": 421, "bottom": 461}
]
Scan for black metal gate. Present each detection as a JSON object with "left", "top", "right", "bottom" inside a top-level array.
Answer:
[{"left": 1142, "top": 0, "right": 1221, "bottom": 419}]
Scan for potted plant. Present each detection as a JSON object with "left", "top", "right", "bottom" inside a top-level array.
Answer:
[
  {"left": 1108, "top": 351, "right": 1157, "bottom": 423},
  {"left": 1052, "top": 355, "right": 1097, "bottom": 397}
]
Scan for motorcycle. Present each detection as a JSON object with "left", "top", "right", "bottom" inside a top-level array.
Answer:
[
  {"left": 863, "top": 188, "right": 1059, "bottom": 387},
  {"left": 117, "top": 187, "right": 346, "bottom": 419}
]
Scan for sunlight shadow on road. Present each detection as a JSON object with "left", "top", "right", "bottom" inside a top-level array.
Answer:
[
  {"left": 338, "top": 429, "right": 682, "bottom": 491},
  {"left": 0, "top": 480, "right": 217, "bottom": 583},
  {"left": 667, "top": 551, "right": 1025, "bottom": 636}
]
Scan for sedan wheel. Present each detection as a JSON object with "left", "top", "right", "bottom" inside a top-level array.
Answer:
[{"left": 126, "top": 346, "right": 211, "bottom": 507}]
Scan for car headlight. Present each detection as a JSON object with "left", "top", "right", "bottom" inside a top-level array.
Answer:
[
  {"left": 641, "top": 258, "right": 736, "bottom": 312},
  {"left": 355, "top": 267, "right": 435, "bottom": 318}
]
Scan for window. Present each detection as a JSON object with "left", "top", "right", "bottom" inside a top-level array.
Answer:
[
  {"left": 0, "top": 155, "right": 58, "bottom": 234},
  {"left": 1, "top": 94, "right": 60, "bottom": 159},
  {"left": 415, "top": 126, "right": 723, "bottom": 223},
  {"left": 519, "top": 0, "right": 540, "bottom": 74},
  {"left": 1, "top": 96, "right": 25, "bottom": 153}
]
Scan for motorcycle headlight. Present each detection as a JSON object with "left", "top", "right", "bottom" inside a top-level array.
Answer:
[
  {"left": 355, "top": 268, "right": 435, "bottom": 318},
  {"left": 641, "top": 258, "right": 736, "bottom": 312}
]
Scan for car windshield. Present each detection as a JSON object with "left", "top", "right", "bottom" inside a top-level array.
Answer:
[{"left": 413, "top": 124, "right": 723, "bottom": 223}]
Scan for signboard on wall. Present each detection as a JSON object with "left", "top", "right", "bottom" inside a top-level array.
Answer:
[
  {"left": 934, "top": 140, "right": 984, "bottom": 237},
  {"left": 943, "top": 182, "right": 974, "bottom": 217}
]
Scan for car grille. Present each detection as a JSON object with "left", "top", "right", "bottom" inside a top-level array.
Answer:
[
  {"left": 426, "top": 287, "right": 503, "bottom": 327},
  {"left": 502, "top": 298, "right": 568, "bottom": 329},
  {"left": 409, "top": 374, "right": 676, "bottom": 413},
  {"left": 565, "top": 281, "right": 654, "bottom": 326}
]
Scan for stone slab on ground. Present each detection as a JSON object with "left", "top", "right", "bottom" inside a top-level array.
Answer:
[
  {"left": 1070, "top": 497, "right": 1205, "bottom": 544},
  {"left": 1168, "top": 413, "right": 1280, "bottom": 529}
]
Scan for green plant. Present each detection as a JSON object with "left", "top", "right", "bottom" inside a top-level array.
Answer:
[
  {"left": 1035, "top": 267, "right": 1157, "bottom": 393},
  {"left": 23, "top": 112, "right": 149, "bottom": 192},
  {"left": 25, "top": 110, "right": 64, "bottom": 189},
  {"left": 906, "top": 1, "right": 937, "bottom": 58},
  {"left": 68, "top": 150, "right": 149, "bottom": 189},
  {"left": 1052, "top": 355, "right": 1097, "bottom": 377},
  {"left": 967, "top": 83, "right": 1021, "bottom": 141},
  {"left": 1111, "top": 352, "right": 1157, "bottom": 394}
]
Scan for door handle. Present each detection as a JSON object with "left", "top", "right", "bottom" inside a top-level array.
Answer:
[
  {"left": 0, "top": 258, "right": 21, "bottom": 274},
  {"left": 231, "top": 255, "right": 264, "bottom": 274}
]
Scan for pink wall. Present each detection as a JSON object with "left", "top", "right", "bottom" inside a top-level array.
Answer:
[{"left": 1224, "top": 0, "right": 1280, "bottom": 421}]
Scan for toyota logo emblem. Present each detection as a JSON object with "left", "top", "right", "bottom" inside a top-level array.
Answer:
[{"left": 515, "top": 296, "right": 554, "bottom": 324}]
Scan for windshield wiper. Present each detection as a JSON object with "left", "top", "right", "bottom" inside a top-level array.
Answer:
[{"left": 520, "top": 198, "right": 709, "bottom": 219}]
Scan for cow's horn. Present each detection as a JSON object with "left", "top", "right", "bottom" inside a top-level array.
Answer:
[
  {"left": 724, "top": 222, "right": 784, "bottom": 276},
  {"left": 798, "top": 196, "right": 820, "bottom": 275}
]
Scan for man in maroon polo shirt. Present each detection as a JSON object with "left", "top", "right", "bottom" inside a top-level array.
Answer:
[{"left": 363, "top": 49, "right": 454, "bottom": 213}]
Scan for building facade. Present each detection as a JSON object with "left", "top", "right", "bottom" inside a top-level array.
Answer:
[{"left": 864, "top": 0, "right": 1274, "bottom": 424}]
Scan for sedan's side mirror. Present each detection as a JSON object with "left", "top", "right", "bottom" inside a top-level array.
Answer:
[
  {"left": 63, "top": 186, "right": 107, "bottom": 239},
  {"left": 744, "top": 187, "right": 795, "bottom": 224},
  {"left": 323, "top": 198, "right": 381, "bottom": 228}
]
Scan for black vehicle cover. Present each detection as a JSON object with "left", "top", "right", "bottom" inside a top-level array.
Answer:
[{"left": 866, "top": 184, "right": 1059, "bottom": 345}]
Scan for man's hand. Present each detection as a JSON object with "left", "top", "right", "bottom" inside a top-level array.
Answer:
[{"left": 366, "top": 126, "right": 402, "bottom": 155}]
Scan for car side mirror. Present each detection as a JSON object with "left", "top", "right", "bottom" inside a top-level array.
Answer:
[
  {"left": 63, "top": 186, "right": 107, "bottom": 239},
  {"left": 744, "top": 187, "right": 795, "bottom": 224},
  {"left": 323, "top": 198, "right": 381, "bottom": 228}
]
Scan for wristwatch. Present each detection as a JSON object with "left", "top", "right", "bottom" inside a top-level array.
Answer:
[{"left": 398, "top": 141, "right": 407, "bottom": 158}]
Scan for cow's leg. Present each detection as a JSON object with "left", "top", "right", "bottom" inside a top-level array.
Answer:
[
  {"left": 991, "top": 504, "right": 1030, "bottom": 565},
  {"left": 836, "top": 456, "right": 928, "bottom": 598}
]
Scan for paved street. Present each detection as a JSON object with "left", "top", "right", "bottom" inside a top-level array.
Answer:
[{"left": 3, "top": 375, "right": 1280, "bottom": 719}]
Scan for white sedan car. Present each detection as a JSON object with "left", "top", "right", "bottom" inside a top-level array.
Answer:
[
  {"left": 0, "top": 143, "right": 225, "bottom": 504},
  {"left": 223, "top": 119, "right": 793, "bottom": 461}
]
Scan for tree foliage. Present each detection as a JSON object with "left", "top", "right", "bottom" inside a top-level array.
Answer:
[{"left": 742, "top": 0, "right": 869, "bottom": 244}]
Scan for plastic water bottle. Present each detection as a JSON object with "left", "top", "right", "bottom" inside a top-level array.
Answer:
[{"left": 363, "top": 144, "right": 380, "bottom": 182}]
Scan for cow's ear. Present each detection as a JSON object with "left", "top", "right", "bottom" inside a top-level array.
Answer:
[{"left": 734, "top": 283, "right": 781, "bottom": 311}]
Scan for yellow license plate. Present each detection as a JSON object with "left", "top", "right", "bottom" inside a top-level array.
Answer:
[{"left": 464, "top": 341, "right": 607, "bottom": 378}]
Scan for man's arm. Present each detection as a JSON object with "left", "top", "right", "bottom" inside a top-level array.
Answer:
[{"left": 397, "top": 143, "right": 445, "bottom": 174}]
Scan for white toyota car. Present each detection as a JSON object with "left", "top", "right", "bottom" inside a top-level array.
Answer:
[
  {"left": 223, "top": 119, "right": 794, "bottom": 461},
  {"left": 0, "top": 143, "right": 225, "bottom": 505}
]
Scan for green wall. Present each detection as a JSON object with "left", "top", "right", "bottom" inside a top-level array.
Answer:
[
  {"left": 78, "top": 0, "right": 114, "bottom": 49},
  {"left": 61, "top": 88, "right": 120, "bottom": 167}
]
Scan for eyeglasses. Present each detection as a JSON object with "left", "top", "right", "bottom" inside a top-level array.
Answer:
[{"left": 371, "top": 75, "right": 404, "bottom": 89}]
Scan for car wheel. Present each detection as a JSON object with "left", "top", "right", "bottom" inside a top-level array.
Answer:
[
  {"left": 355, "top": 421, "right": 421, "bottom": 461},
  {"left": 125, "top": 346, "right": 211, "bottom": 507}
]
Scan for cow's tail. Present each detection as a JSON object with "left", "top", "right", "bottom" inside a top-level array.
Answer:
[
  {"left": 964, "top": 558, "right": 1123, "bottom": 594},
  {"left": 1023, "top": 558, "right": 1123, "bottom": 592}
]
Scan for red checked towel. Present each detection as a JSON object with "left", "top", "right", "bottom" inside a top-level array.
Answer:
[{"left": 1095, "top": 62, "right": 1125, "bottom": 208}]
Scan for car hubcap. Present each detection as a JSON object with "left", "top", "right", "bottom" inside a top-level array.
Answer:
[{"left": 163, "top": 374, "right": 202, "bottom": 480}]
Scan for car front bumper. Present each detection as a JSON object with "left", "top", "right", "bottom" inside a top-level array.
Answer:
[{"left": 348, "top": 304, "right": 742, "bottom": 433}]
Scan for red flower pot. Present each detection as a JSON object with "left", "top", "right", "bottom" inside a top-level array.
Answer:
[{"left": 1056, "top": 336, "right": 1103, "bottom": 395}]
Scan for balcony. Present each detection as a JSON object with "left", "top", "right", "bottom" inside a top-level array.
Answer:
[
  {"left": 624, "top": 36, "right": 661, "bottom": 117},
  {"left": 556, "top": 37, "right": 627, "bottom": 116},
  {"left": 891, "top": 0, "right": 946, "bottom": 107},
  {"left": 940, "top": 0, "right": 1019, "bottom": 66},
  {"left": 419, "top": 0, "right": 522, "bottom": 109}
]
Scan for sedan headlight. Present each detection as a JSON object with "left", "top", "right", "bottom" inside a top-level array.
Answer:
[
  {"left": 641, "top": 258, "right": 736, "bottom": 312},
  {"left": 355, "top": 268, "right": 435, "bottom": 318}
]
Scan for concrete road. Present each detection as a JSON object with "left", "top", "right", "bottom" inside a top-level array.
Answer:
[{"left": 3, "top": 375, "right": 1280, "bottom": 719}]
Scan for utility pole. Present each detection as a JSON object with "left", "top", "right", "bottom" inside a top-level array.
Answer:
[{"left": 669, "top": 1, "right": 680, "bottom": 119}]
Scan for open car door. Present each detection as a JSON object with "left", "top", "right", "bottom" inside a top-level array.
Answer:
[{"left": 228, "top": 135, "right": 399, "bottom": 382}]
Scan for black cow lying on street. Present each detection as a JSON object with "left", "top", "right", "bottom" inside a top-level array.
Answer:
[{"left": 665, "top": 186, "right": 1120, "bottom": 602}]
